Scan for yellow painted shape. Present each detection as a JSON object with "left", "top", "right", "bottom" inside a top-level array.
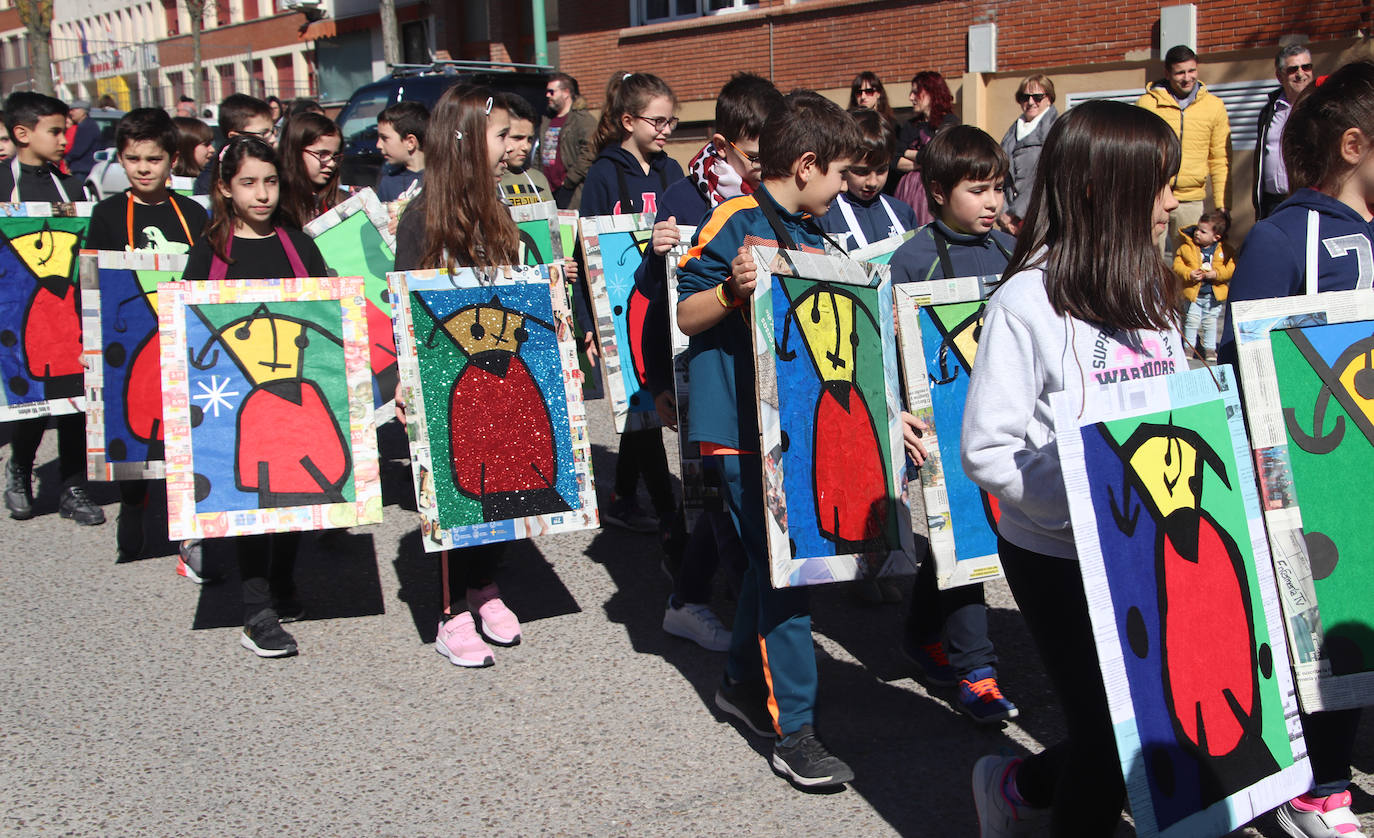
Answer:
[
  {"left": 1128, "top": 434, "right": 1200, "bottom": 517},
  {"left": 442, "top": 304, "right": 525, "bottom": 356},
  {"left": 795, "top": 289, "right": 856, "bottom": 383},
  {"left": 220, "top": 315, "right": 307, "bottom": 384},
  {"left": 13, "top": 229, "right": 80, "bottom": 279},
  {"left": 1337, "top": 352, "right": 1374, "bottom": 428}
]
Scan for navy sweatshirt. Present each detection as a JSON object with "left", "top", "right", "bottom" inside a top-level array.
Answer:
[
  {"left": 818, "top": 191, "right": 920, "bottom": 252},
  {"left": 889, "top": 220, "right": 1015, "bottom": 284},
  {"left": 578, "top": 145, "right": 684, "bottom": 217}
]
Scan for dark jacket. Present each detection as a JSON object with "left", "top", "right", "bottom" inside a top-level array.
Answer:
[
  {"left": 885, "top": 112, "right": 959, "bottom": 196},
  {"left": 817, "top": 191, "right": 919, "bottom": 252},
  {"left": 65, "top": 117, "right": 101, "bottom": 179},
  {"left": 0, "top": 160, "right": 82, "bottom": 202},
  {"left": 537, "top": 103, "right": 596, "bottom": 201},
  {"left": 1252, "top": 86, "right": 1285, "bottom": 213},
  {"left": 577, "top": 145, "right": 684, "bottom": 217},
  {"left": 1000, "top": 105, "right": 1057, "bottom": 221},
  {"left": 889, "top": 220, "right": 1015, "bottom": 285}
]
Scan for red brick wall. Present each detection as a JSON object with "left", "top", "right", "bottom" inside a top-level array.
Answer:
[{"left": 555, "top": 0, "right": 1365, "bottom": 105}]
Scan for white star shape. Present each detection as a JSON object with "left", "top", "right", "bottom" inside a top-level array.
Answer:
[{"left": 192, "top": 374, "right": 240, "bottom": 418}]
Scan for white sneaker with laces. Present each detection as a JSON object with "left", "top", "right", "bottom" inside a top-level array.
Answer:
[
  {"left": 1275, "top": 790, "right": 1368, "bottom": 838},
  {"left": 972, "top": 755, "right": 1040, "bottom": 837},
  {"left": 662, "top": 596, "right": 731, "bottom": 652}
]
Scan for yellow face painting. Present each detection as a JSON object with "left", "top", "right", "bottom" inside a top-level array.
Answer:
[
  {"left": 443, "top": 304, "right": 529, "bottom": 356},
  {"left": 794, "top": 288, "right": 857, "bottom": 384},
  {"left": 219, "top": 314, "right": 308, "bottom": 385},
  {"left": 13, "top": 228, "right": 81, "bottom": 280},
  {"left": 1127, "top": 434, "right": 1202, "bottom": 518}
]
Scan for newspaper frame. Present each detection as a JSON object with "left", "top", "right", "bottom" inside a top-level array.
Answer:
[{"left": 510, "top": 200, "right": 564, "bottom": 266}]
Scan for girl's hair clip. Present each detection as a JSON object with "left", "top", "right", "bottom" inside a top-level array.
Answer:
[
  {"left": 623, "top": 73, "right": 633, "bottom": 80},
  {"left": 484, "top": 96, "right": 494, "bottom": 115},
  {"left": 454, "top": 129, "right": 463, "bottom": 143}
]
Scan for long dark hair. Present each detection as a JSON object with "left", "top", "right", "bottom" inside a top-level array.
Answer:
[
  {"left": 848, "top": 71, "right": 895, "bottom": 124},
  {"left": 410, "top": 84, "right": 518, "bottom": 271},
  {"left": 910, "top": 71, "right": 954, "bottom": 126},
  {"left": 204, "top": 136, "right": 284, "bottom": 264},
  {"left": 276, "top": 112, "right": 342, "bottom": 228},
  {"left": 1283, "top": 61, "right": 1374, "bottom": 194},
  {"left": 1004, "top": 100, "right": 1182, "bottom": 332},
  {"left": 171, "top": 116, "right": 212, "bottom": 177}
]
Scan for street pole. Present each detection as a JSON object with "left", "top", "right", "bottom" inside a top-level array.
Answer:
[
  {"left": 531, "top": 0, "right": 548, "bottom": 66},
  {"left": 380, "top": 0, "right": 401, "bottom": 66}
]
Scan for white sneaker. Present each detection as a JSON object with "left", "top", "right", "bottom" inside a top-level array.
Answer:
[
  {"left": 1275, "top": 791, "right": 1368, "bottom": 838},
  {"left": 662, "top": 596, "right": 731, "bottom": 652},
  {"left": 972, "top": 755, "right": 1040, "bottom": 837}
]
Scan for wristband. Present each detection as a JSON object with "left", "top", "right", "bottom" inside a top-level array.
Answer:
[{"left": 715, "top": 283, "right": 739, "bottom": 309}]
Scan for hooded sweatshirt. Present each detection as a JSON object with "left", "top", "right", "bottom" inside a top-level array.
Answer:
[
  {"left": 961, "top": 264, "right": 1185, "bottom": 559},
  {"left": 1220, "top": 188, "right": 1374, "bottom": 356},
  {"left": 577, "top": 145, "right": 685, "bottom": 218}
]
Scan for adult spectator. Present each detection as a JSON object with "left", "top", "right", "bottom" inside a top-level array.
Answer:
[
  {"left": 1254, "top": 42, "right": 1314, "bottom": 219},
  {"left": 64, "top": 98, "right": 101, "bottom": 184},
  {"left": 848, "top": 71, "right": 896, "bottom": 125},
  {"left": 1136, "top": 45, "right": 1231, "bottom": 253},
  {"left": 96, "top": 94, "right": 117, "bottom": 109},
  {"left": 176, "top": 96, "right": 197, "bottom": 118},
  {"left": 999, "top": 74, "right": 1058, "bottom": 234},
  {"left": 887, "top": 71, "right": 958, "bottom": 225},
  {"left": 538, "top": 72, "right": 595, "bottom": 209},
  {"left": 266, "top": 95, "right": 284, "bottom": 124}
]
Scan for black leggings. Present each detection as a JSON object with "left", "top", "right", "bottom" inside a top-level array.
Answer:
[
  {"left": 614, "top": 427, "right": 675, "bottom": 520},
  {"left": 442, "top": 543, "right": 504, "bottom": 612},
  {"left": 998, "top": 536, "right": 1125, "bottom": 836},
  {"left": 237, "top": 531, "right": 302, "bottom": 623},
  {"left": 10, "top": 414, "right": 85, "bottom": 482}
]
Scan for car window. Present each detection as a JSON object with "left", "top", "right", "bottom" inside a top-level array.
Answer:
[{"left": 337, "top": 88, "right": 393, "bottom": 146}]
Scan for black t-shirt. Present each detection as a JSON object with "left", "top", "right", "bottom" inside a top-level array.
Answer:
[
  {"left": 393, "top": 203, "right": 426, "bottom": 272},
  {"left": 183, "top": 228, "right": 328, "bottom": 280},
  {"left": 86, "top": 191, "right": 209, "bottom": 252},
  {"left": 0, "top": 161, "right": 82, "bottom": 202}
]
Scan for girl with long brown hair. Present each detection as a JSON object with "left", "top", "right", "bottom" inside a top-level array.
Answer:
[
  {"left": 171, "top": 116, "right": 213, "bottom": 178},
  {"left": 961, "top": 100, "right": 1186, "bottom": 834},
  {"left": 276, "top": 111, "right": 343, "bottom": 228},
  {"left": 393, "top": 84, "right": 523, "bottom": 669},
  {"left": 847, "top": 70, "right": 896, "bottom": 124}
]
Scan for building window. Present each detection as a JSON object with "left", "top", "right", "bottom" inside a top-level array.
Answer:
[{"left": 636, "top": 0, "right": 756, "bottom": 25}]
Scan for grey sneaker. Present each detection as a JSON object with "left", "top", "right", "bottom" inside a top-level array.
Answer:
[
  {"left": 771, "top": 725, "right": 854, "bottom": 788},
  {"left": 715, "top": 676, "right": 776, "bottom": 738},
  {"left": 5, "top": 461, "right": 33, "bottom": 520},
  {"left": 59, "top": 483, "right": 106, "bottom": 526},
  {"left": 663, "top": 596, "right": 731, "bottom": 652}
]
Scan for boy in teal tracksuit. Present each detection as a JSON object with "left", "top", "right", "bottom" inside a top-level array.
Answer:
[{"left": 675, "top": 91, "right": 862, "bottom": 789}]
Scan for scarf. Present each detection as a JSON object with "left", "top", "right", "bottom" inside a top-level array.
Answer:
[{"left": 687, "top": 142, "right": 752, "bottom": 209}]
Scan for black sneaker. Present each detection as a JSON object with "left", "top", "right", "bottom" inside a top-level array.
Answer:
[
  {"left": 59, "top": 483, "right": 106, "bottom": 526},
  {"left": 240, "top": 612, "right": 298, "bottom": 658},
  {"left": 771, "top": 725, "right": 854, "bottom": 788},
  {"left": 5, "top": 461, "right": 33, "bottom": 520},
  {"left": 116, "top": 500, "right": 145, "bottom": 561},
  {"left": 714, "top": 676, "right": 776, "bottom": 738}
]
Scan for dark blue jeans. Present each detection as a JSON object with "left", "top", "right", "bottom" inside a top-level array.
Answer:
[{"left": 905, "top": 550, "right": 996, "bottom": 677}]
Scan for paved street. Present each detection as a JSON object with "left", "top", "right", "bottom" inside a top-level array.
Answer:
[{"left": 1, "top": 400, "right": 1371, "bottom": 837}]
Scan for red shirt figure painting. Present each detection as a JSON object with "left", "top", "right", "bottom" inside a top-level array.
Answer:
[{"left": 7, "top": 223, "right": 84, "bottom": 399}]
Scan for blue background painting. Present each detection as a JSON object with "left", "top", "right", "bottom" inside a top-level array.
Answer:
[
  {"left": 0, "top": 218, "right": 89, "bottom": 407},
  {"left": 598, "top": 228, "right": 655, "bottom": 415},
  {"left": 98, "top": 266, "right": 170, "bottom": 463}
]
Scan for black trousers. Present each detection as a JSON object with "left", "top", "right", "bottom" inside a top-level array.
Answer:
[
  {"left": 442, "top": 543, "right": 504, "bottom": 612},
  {"left": 905, "top": 550, "right": 995, "bottom": 677},
  {"left": 237, "top": 531, "right": 302, "bottom": 623},
  {"left": 10, "top": 414, "right": 85, "bottom": 483},
  {"left": 614, "top": 426, "right": 675, "bottom": 520}
]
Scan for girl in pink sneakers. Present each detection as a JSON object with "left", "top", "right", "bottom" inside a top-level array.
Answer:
[{"left": 391, "top": 84, "right": 524, "bottom": 668}]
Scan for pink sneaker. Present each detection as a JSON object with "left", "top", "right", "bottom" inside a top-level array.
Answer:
[
  {"left": 469, "top": 584, "right": 522, "bottom": 646},
  {"left": 1275, "top": 790, "right": 1367, "bottom": 837},
  {"left": 435, "top": 612, "right": 494, "bottom": 668}
]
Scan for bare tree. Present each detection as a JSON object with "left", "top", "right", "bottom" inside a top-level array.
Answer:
[
  {"left": 380, "top": 0, "right": 401, "bottom": 66},
  {"left": 15, "top": 0, "right": 55, "bottom": 96}
]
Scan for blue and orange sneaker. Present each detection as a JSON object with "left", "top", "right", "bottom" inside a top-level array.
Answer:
[
  {"left": 904, "top": 637, "right": 959, "bottom": 688},
  {"left": 959, "top": 666, "right": 1019, "bottom": 724}
]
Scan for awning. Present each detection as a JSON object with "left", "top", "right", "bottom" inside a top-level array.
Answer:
[{"left": 298, "top": 18, "right": 337, "bottom": 41}]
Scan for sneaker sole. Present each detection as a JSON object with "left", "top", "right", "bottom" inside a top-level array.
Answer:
[
  {"left": 770, "top": 752, "right": 854, "bottom": 788},
  {"left": 176, "top": 561, "right": 213, "bottom": 585},
  {"left": 434, "top": 638, "right": 494, "bottom": 668},
  {"left": 477, "top": 618, "right": 521, "bottom": 647},
  {"left": 7, "top": 506, "right": 34, "bottom": 521},
  {"left": 714, "top": 689, "right": 776, "bottom": 738},
  {"left": 961, "top": 703, "right": 1020, "bottom": 725},
  {"left": 240, "top": 632, "right": 297, "bottom": 658},
  {"left": 59, "top": 509, "right": 106, "bottom": 526}
]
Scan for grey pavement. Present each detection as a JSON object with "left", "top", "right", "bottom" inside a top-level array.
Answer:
[{"left": 1, "top": 402, "right": 1371, "bottom": 837}]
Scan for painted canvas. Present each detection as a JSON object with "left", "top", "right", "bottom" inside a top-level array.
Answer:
[
  {"left": 304, "top": 188, "right": 399, "bottom": 419},
  {"left": 0, "top": 203, "right": 93, "bottom": 420},
  {"left": 664, "top": 227, "right": 719, "bottom": 526},
  {"left": 81, "top": 250, "right": 186, "bottom": 480},
  {"left": 510, "top": 201, "right": 563, "bottom": 267},
  {"left": 1055, "top": 366, "right": 1310, "bottom": 838},
  {"left": 894, "top": 276, "right": 1003, "bottom": 588},
  {"left": 159, "top": 276, "right": 381, "bottom": 540},
  {"left": 848, "top": 230, "right": 915, "bottom": 265},
  {"left": 751, "top": 246, "right": 915, "bottom": 588},
  {"left": 390, "top": 263, "right": 597, "bottom": 552},
  {"left": 1233, "top": 291, "right": 1374, "bottom": 712},
  {"left": 582, "top": 212, "right": 659, "bottom": 432}
]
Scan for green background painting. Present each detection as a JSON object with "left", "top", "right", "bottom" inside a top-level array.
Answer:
[
  {"left": 312, "top": 210, "right": 395, "bottom": 316},
  {"left": 519, "top": 218, "right": 559, "bottom": 266}
]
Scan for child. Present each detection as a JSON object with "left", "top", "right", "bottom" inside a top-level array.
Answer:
[
  {"left": 86, "top": 108, "right": 211, "bottom": 576},
  {"left": 0, "top": 114, "right": 14, "bottom": 163},
  {"left": 819, "top": 109, "right": 919, "bottom": 253},
  {"left": 498, "top": 93, "right": 553, "bottom": 206},
  {"left": 1174, "top": 208, "right": 1234, "bottom": 362},
  {"left": 676, "top": 91, "right": 873, "bottom": 788},
  {"left": 171, "top": 116, "right": 214, "bottom": 179},
  {"left": 0, "top": 92, "right": 104, "bottom": 528},
  {"left": 887, "top": 125, "right": 1020, "bottom": 724},
  {"left": 392, "top": 84, "right": 525, "bottom": 669},
  {"left": 962, "top": 100, "right": 1185, "bottom": 834},
  {"left": 193, "top": 94, "right": 275, "bottom": 196},
  {"left": 183, "top": 136, "right": 329, "bottom": 658},
  {"left": 635, "top": 72, "right": 783, "bottom": 652},
  {"left": 277, "top": 112, "right": 343, "bottom": 228},
  {"left": 1219, "top": 61, "right": 1374, "bottom": 838},
  {"left": 375, "top": 101, "right": 428, "bottom": 203},
  {"left": 580, "top": 72, "right": 684, "bottom": 535}
]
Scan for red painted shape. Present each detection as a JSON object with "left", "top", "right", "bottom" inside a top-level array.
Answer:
[
  {"left": 367, "top": 300, "right": 398, "bottom": 376},
  {"left": 449, "top": 357, "right": 556, "bottom": 497},
  {"left": 814, "top": 386, "right": 888, "bottom": 544},
  {"left": 25, "top": 286, "right": 82, "bottom": 379},
  {"left": 1163, "top": 515, "right": 1255, "bottom": 756},
  {"left": 237, "top": 382, "right": 348, "bottom": 493},
  {"left": 625, "top": 286, "right": 651, "bottom": 388},
  {"left": 126, "top": 336, "right": 163, "bottom": 442}
]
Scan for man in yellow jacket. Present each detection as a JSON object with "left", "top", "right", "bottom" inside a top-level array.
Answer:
[{"left": 1136, "top": 45, "right": 1231, "bottom": 256}]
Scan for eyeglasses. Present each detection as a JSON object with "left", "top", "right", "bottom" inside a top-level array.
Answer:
[
  {"left": 634, "top": 114, "right": 679, "bottom": 133},
  {"left": 1284, "top": 62, "right": 1314, "bottom": 77},
  {"left": 303, "top": 148, "right": 343, "bottom": 164},
  {"left": 1015, "top": 92, "right": 1048, "bottom": 104},
  {"left": 238, "top": 128, "right": 277, "bottom": 142},
  {"left": 729, "top": 139, "right": 761, "bottom": 166},
  {"left": 857, "top": 87, "right": 880, "bottom": 96}
]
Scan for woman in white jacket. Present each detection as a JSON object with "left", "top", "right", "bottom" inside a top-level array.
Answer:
[{"left": 962, "top": 100, "right": 1186, "bottom": 836}]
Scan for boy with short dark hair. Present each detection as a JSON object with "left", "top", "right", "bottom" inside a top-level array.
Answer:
[
  {"left": 193, "top": 94, "right": 274, "bottom": 195},
  {"left": 498, "top": 94, "right": 552, "bottom": 206},
  {"left": 819, "top": 108, "right": 919, "bottom": 252},
  {"left": 0, "top": 92, "right": 103, "bottom": 527},
  {"left": 675, "top": 90, "right": 863, "bottom": 789},
  {"left": 375, "top": 100, "right": 428, "bottom": 203},
  {"left": 0, "top": 92, "right": 81, "bottom": 202},
  {"left": 888, "top": 124, "right": 1019, "bottom": 725}
]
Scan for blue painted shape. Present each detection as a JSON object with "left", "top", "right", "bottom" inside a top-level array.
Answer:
[
  {"left": 98, "top": 267, "right": 159, "bottom": 462},
  {"left": 598, "top": 228, "right": 655, "bottom": 415}
]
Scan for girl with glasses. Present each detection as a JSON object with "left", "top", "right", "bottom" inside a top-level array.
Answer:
[{"left": 277, "top": 112, "right": 344, "bottom": 228}]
